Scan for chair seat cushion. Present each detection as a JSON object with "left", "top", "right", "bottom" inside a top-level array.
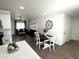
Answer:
[
  {"left": 45, "top": 41, "right": 53, "bottom": 44},
  {"left": 40, "top": 39, "right": 44, "bottom": 42}
]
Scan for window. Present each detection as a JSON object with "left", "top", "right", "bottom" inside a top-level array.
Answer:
[{"left": 16, "top": 22, "right": 25, "bottom": 29}]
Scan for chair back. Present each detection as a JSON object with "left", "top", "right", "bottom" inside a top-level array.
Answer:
[
  {"left": 49, "top": 36, "right": 55, "bottom": 43},
  {"left": 34, "top": 32, "right": 40, "bottom": 41}
]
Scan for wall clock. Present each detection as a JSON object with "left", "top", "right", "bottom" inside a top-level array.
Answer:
[{"left": 45, "top": 20, "right": 53, "bottom": 30}]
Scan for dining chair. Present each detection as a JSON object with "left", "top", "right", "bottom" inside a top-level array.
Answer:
[
  {"left": 34, "top": 32, "right": 43, "bottom": 49},
  {"left": 43, "top": 36, "right": 55, "bottom": 52}
]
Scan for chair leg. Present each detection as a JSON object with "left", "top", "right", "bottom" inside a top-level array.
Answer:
[
  {"left": 36, "top": 42, "right": 38, "bottom": 46},
  {"left": 39, "top": 44, "right": 40, "bottom": 49},
  {"left": 49, "top": 46, "right": 51, "bottom": 52},
  {"left": 53, "top": 43, "right": 55, "bottom": 50}
]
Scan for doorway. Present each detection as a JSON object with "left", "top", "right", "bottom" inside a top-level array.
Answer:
[{"left": 15, "top": 20, "right": 26, "bottom": 35}]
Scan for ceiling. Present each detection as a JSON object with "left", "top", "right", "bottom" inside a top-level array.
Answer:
[{"left": 0, "top": 0, "right": 79, "bottom": 20}]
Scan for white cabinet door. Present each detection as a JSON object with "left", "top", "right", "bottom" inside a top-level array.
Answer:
[
  {"left": 2, "top": 14, "right": 11, "bottom": 29},
  {"left": 0, "top": 11, "right": 12, "bottom": 44}
]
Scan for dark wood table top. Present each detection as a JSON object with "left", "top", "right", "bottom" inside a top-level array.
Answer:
[
  {"left": 39, "top": 33, "right": 54, "bottom": 42},
  {"left": 39, "top": 34, "right": 49, "bottom": 41}
]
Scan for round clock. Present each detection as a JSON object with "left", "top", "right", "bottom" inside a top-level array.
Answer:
[{"left": 45, "top": 20, "right": 53, "bottom": 30}]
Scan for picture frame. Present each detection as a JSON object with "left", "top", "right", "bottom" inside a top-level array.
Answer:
[{"left": 45, "top": 20, "right": 53, "bottom": 30}]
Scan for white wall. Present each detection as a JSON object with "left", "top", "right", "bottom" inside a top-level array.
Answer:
[
  {"left": 30, "top": 13, "right": 72, "bottom": 46},
  {"left": 71, "top": 16, "right": 79, "bottom": 41},
  {"left": 11, "top": 19, "right": 15, "bottom": 35},
  {"left": 26, "top": 19, "right": 31, "bottom": 31}
]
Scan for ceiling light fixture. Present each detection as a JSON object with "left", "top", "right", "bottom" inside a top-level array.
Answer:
[
  {"left": 20, "top": 6, "right": 24, "bottom": 10},
  {"left": 43, "top": 12, "right": 47, "bottom": 15}
]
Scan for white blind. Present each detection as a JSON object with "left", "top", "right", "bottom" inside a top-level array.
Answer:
[{"left": 16, "top": 22, "right": 25, "bottom": 29}]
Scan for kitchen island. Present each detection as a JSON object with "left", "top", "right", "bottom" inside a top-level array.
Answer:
[{"left": 0, "top": 40, "right": 41, "bottom": 59}]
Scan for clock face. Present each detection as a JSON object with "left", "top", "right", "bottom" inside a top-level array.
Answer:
[{"left": 45, "top": 20, "right": 53, "bottom": 30}]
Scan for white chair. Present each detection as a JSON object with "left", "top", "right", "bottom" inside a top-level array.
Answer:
[
  {"left": 34, "top": 32, "right": 43, "bottom": 49},
  {"left": 43, "top": 36, "right": 55, "bottom": 52}
]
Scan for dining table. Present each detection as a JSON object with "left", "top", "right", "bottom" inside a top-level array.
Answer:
[
  {"left": 40, "top": 33, "right": 53, "bottom": 41},
  {"left": 40, "top": 33, "right": 48, "bottom": 41}
]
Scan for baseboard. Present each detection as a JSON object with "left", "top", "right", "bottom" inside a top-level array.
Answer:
[
  {"left": 55, "top": 42, "right": 64, "bottom": 46},
  {"left": 55, "top": 39, "right": 71, "bottom": 46},
  {"left": 71, "top": 39, "right": 79, "bottom": 41}
]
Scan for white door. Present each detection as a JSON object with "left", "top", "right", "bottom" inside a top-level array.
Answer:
[{"left": 64, "top": 17, "right": 71, "bottom": 42}]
